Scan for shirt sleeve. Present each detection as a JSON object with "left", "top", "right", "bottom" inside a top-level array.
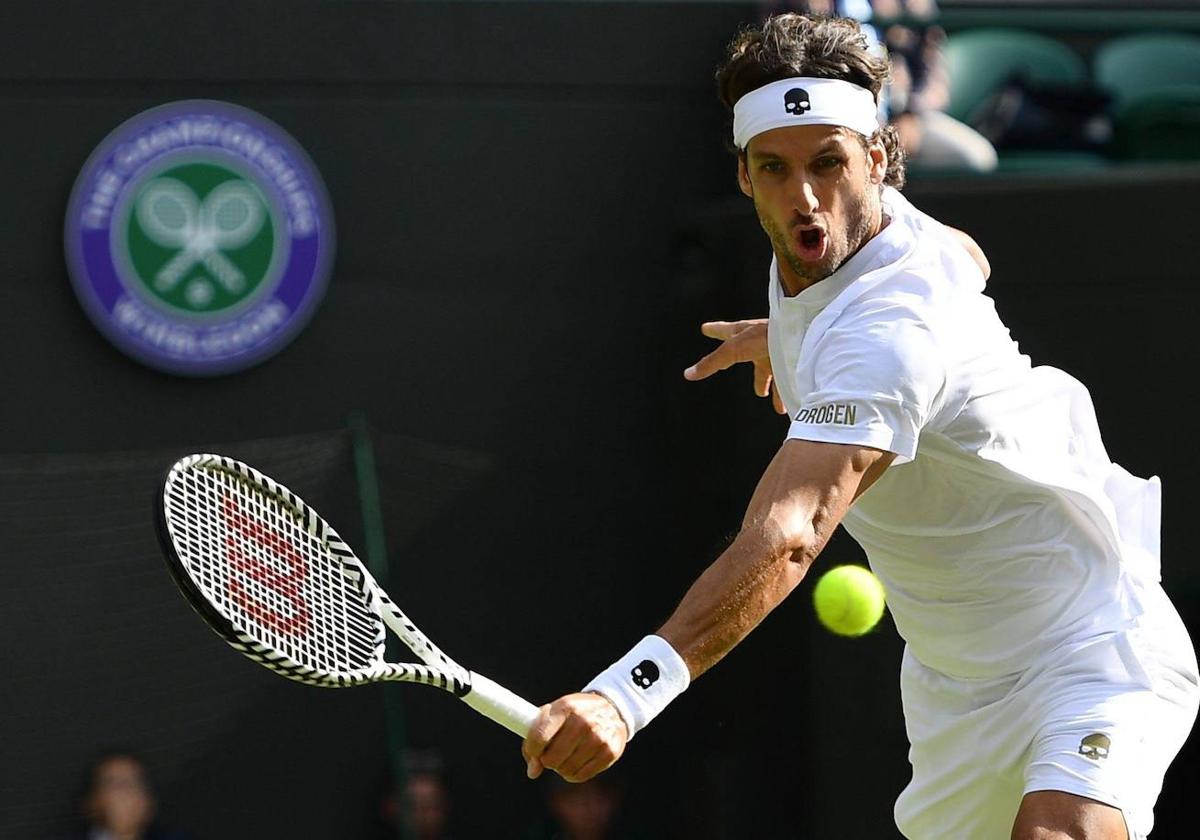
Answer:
[{"left": 787, "top": 302, "right": 946, "bottom": 464}]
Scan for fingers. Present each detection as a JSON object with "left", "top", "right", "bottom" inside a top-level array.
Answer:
[
  {"left": 568, "top": 752, "right": 615, "bottom": 784},
  {"left": 555, "top": 733, "right": 621, "bottom": 783},
  {"left": 700, "top": 318, "right": 767, "bottom": 340},
  {"left": 758, "top": 369, "right": 787, "bottom": 414},
  {"left": 521, "top": 693, "right": 627, "bottom": 783},
  {"left": 699, "top": 320, "right": 743, "bottom": 340},
  {"left": 685, "top": 321, "right": 770, "bottom": 382},
  {"left": 538, "top": 715, "right": 587, "bottom": 773},
  {"left": 684, "top": 343, "right": 740, "bottom": 381},
  {"left": 522, "top": 703, "right": 556, "bottom": 778},
  {"left": 753, "top": 363, "right": 771, "bottom": 398}
]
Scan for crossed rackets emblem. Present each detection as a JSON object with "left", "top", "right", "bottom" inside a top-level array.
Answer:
[{"left": 136, "top": 177, "right": 267, "bottom": 295}]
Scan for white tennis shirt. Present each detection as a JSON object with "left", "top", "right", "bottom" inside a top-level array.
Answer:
[{"left": 769, "top": 187, "right": 1164, "bottom": 680}]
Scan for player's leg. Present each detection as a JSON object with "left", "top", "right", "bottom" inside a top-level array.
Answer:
[
  {"left": 1010, "top": 790, "right": 1127, "bottom": 840},
  {"left": 1019, "top": 598, "right": 1199, "bottom": 840},
  {"left": 893, "top": 648, "right": 1029, "bottom": 840}
]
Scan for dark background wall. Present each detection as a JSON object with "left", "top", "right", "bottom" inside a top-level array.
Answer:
[{"left": 2, "top": 2, "right": 1198, "bottom": 838}]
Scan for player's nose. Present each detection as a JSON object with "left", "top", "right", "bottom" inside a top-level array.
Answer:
[{"left": 788, "top": 178, "right": 819, "bottom": 216}]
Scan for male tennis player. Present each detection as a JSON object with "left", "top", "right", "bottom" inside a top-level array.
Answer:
[{"left": 522, "top": 14, "right": 1199, "bottom": 839}]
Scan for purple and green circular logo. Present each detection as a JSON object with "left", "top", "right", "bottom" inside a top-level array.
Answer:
[{"left": 65, "top": 100, "right": 335, "bottom": 376}]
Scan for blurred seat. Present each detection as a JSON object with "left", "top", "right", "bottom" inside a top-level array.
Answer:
[
  {"left": 944, "top": 29, "right": 1087, "bottom": 125},
  {"left": 1094, "top": 33, "right": 1200, "bottom": 110},
  {"left": 1094, "top": 34, "right": 1200, "bottom": 160},
  {"left": 1112, "top": 84, "right": 1200, "bottom": 161}
]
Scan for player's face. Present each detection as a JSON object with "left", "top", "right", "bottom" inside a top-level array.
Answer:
[{"left": 738, "top": 125, "right": 886, "bottom": 294}]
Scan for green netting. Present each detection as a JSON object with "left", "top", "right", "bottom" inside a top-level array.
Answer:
[{"left": 1095, "top": 33, "right": 1200, "bottom": 109}]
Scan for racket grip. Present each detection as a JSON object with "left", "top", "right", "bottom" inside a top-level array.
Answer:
[{"left": 462, "top": 671, "right": 540, "bottom": 738}]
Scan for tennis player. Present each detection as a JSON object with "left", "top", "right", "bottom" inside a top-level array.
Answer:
[{"left": 522, "top": 13, "right": 1199, "bottom": 839}]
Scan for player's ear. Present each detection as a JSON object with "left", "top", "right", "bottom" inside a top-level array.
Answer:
[
  {"left": 867, "top": 136, "right": 887, "bottom": 185},
  {"left": 737, "top": 152, "right": 753, "bottom": 198}
]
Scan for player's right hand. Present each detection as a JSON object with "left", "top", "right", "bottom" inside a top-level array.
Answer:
[
  {"left": 522, "top": 692, "right": 628, "bottom": 783},
  {"left": 683, "top": 319, "right": 784, "bottom": 414}
]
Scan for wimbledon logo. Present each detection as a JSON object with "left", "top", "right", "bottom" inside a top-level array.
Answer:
[{"left": 65, "top": 100, "right": 335, "bottom": 375}]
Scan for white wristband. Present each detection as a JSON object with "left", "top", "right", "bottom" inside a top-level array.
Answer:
[{"left": 583, "top": 635, "right": 690, "bottom": 740}]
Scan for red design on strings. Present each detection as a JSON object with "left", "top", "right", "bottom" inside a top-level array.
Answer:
[{"left": 222, "top": 494, "right": 311, "bottom": 636}]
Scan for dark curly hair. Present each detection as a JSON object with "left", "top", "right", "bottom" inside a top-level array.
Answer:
[{"left": 715, "top": 13, "right": 906, "bottom": 189}]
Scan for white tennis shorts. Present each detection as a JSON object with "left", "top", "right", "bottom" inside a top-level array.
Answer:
[{"left": 893, "top": 583, "right": 1199, "bottom": 839}]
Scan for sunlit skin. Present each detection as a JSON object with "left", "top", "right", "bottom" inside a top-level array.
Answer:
[{"left": 737, "top": 124, "right": 888, "bottom": 297}]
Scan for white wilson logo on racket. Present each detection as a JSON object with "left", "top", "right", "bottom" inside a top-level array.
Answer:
[{"left": 158, "top": 453, "right": 538, "bottom": 737}]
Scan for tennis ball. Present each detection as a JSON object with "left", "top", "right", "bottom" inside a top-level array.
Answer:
[{"left": 812, "top": 565, "right": 885, "bottom": 637}]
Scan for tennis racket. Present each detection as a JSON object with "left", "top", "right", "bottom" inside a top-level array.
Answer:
[{"left": 156, "top": 452, "right": 539, "bottom": 737}]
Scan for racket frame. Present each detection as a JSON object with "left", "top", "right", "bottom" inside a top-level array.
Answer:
[{"left": 157, "top": 453, "right": 539, "bottom": 736}]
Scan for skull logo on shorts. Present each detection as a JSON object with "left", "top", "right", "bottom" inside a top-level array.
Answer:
[
  {"left": 630, "top": 660, "right": 660, "bottom": 690},
  {"left": 1079, "top": 733, "right": 1111, "bottom": 760}
]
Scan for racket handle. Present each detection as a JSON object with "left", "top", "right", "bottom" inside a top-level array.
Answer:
[{"left": 462, "top": 671, "right": 540, "bottom": 738}]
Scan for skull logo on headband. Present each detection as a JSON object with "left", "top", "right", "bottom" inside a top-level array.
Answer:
[
  {"left": 733, "top": 77, "right": 879, "bottom": 149},
  {"left": 784, "top": 88, "right": 812, "bottom": 115}
]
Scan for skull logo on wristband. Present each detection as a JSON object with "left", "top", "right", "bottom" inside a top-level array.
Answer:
[{"left": 630, "top": 660, "right": 661, "bottom": 690}]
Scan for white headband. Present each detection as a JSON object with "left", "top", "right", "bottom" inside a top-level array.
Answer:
[{"left": 732, "top": 77, "right": 879, "bottom": 149}]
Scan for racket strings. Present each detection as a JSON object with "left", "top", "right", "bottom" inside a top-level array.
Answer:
[{"left": 166, "top": 464, "right": 381, "bottom": 676}]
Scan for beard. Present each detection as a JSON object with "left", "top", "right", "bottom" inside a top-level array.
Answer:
[{"left": 758, "top": 179, "right": 879, "bottom": 288}]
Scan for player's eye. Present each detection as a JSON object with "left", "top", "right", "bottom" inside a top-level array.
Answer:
[
  {"left": 759, "top": 160, "right": 785, "bottom": 174},
  {"left": 814, "top": 156, "right": 845, "bottom": 172}
]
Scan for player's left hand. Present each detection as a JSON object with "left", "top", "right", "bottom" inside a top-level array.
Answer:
[
  {"left": 522, "top": 692, "right": 628, "bottom": 783},
  {"left": 684, "top": 319, "right": 785, "bottom": 414}
]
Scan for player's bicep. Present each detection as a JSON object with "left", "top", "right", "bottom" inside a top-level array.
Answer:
[{"left": 742, "top": 439, "right": 895, "bottom": 564}]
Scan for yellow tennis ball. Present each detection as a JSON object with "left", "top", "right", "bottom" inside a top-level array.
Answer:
[{"left": 813, "top": 565, "right": 885, "bottom": 637}]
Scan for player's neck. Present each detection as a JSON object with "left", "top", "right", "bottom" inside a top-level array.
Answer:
[{"left": 777, "top": 263, "right": 821, "bottom": 297}]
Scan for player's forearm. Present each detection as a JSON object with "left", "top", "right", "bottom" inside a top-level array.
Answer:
[
  {"left": 659, "top": 442, "right": 879, "bottom": 678},
  {"left": 581, "top": 442, "right": 885, "bottom": 744},
  {"left": 658, "top": 522, "right": 816, "bottom": 679}
]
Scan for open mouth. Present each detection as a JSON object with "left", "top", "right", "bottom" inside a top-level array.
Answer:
[{"left": 795, "top": 226, "right": 827, "bottom": 261}]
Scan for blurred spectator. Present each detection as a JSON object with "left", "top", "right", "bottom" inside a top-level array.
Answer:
[
  {"left": 525, "top": 773, "right": 648, "bottom": 840},
  {"left": 377, "top": 750, "right": 455, "bottom": 840},
  {"left": 62, "top": 750, "right": 189, "bottom": 840},
  {"left": 763, "top": 0, "right": 998, "bottom": 171}
]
